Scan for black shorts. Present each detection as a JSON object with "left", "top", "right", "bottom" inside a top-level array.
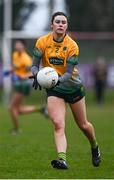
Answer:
[{"left": 46, "top": 86, "right": 85, "bottom": 104}]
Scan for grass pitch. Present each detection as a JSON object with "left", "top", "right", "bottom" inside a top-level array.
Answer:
[{"left": 0, "top": 90, "right": 114, "bottom": 179}]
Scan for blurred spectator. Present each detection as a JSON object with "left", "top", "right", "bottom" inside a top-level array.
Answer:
[{"left": 92, "top": 57, "right": 107, "bottom": 105}]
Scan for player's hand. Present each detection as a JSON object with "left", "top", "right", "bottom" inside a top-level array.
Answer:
[
  {"left": 50, "top": 80, "right": 60, "bottom": 89},
  {"left": 29, "top": 75, "right": 42, "bottom": 90},
  {"left": 56, "top": 80, "right": 60, "bottom": 86}
]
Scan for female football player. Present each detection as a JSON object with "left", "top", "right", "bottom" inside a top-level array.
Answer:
[
  {"left": 9, "top": 40, "right": 48, "bottom": 135},
  {"left": 30, "top": 11, "right": 101, "bottom": 169}
]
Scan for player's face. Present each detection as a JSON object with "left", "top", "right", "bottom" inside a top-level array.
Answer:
[
  {"left": 51, "top": 15, "right": 68, "bottom": 36},
  {"left": 15, "top": 41, "right": 25, "bottom": 52}
]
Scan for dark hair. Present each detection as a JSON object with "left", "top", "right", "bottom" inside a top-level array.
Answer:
[
  {"left": 15, "top": 39, "right": 26, "bottom": 46},
  {"left": 51, "top": 11, "right": 68, "bottom": 24}
]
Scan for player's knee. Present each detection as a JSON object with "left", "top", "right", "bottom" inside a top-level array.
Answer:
[
  {"left": 9, "top": 104, "right": 19, "bottom": 114},
  {"left": 53, "top": 118, "right": 65, "bottom": 131},
  {"left": 18, "top": 107, "right": 23, "bottom": 114},
  {"left": 80, "top": 122, "right": 89, "bottom": 132}
]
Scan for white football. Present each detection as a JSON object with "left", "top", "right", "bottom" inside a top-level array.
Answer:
[{"left": 37, "top": 67, "right": 58, "bottom": 89}]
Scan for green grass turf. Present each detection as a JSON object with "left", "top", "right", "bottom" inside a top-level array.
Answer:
[{"left": 0, "top": 90, "right": 114, "bottom": 179}]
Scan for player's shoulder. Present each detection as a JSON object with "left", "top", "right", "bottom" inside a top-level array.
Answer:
[
  {"left": 35, "top": 33, "right": 52, "bottom": 49},
  {"left": 37, "top": 32, "right": 52, "bottom": 42},
  {"left": 12, "top": 51, "right": 18, "bottom": 59},
  {"left": 24, "top": 51, "right": 31, "bottom": 59},
  {"left": 65, "top": 34, "right": 79, "bottom": 51},
  {"left": 65, "top": 34, "right": 78, "bottom": 46},
  {"left": 13, "top": 51, "right": 17, "bottom": 56}
]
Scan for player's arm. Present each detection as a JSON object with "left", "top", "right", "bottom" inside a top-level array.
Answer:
[
  {"left": 31, "top": 48, "right": 42, "bottom": 75},
  {"left": 58, "top": 55, "right": 78, "bottom": 83},
  {"left": 29, "top": 48, "right": 43, "bottom": 90}
]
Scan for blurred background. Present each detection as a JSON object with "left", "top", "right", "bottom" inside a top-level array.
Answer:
[
  {"left": 0, "top": 0, "right": 114, "bottom": 104},
  {"left": 0, "top": 1, "right": 114, "bottom": 178}
]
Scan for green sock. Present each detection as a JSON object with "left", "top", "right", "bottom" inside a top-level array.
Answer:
[
  {"left": 90, "top": 140, "right": 98, "bottom": 149},
  {"left": 58, "top": 152, "right": 66, "bottom": 161}
]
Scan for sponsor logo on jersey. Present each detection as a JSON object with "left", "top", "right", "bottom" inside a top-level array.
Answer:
[{"left": 49, "top": 57, "right": 64, "bottom": 65}]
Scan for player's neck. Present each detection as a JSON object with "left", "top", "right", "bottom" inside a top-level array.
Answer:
[{"left": 52, "top": 32, "right": 66, "bottom": 43}]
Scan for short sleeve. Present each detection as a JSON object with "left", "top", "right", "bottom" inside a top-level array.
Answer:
[
  {"left": 68, "top": 41, "right": 79, "bottom": 58},
  {"left": 35, "top": 37, "right": 45, "bottom": 53}
]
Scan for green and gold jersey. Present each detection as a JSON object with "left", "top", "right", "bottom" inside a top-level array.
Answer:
[
  {"left": 35, "top": 32, "right": 84, "bottom": 94},
  {"left": 12, "top": 51, "right": 32, "bottom": 78}
]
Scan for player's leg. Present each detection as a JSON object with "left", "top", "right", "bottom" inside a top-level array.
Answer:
[
  {"left": 70, "top": 97, "right": 96, "bottom": 141},
  {"left": 18, "top": 81, "right": 49, "bottom": 118},
  {"left": 18, "top": 104, "right": 41, "bottom": 114},
  {"left": 70, "top": 97, "right": 101, "bottom": 167},
  {"left": 47, "top": 96, "right": 68, "bottom": 169},
  {"left": 18, "top": 104, "right": 49, "bottom": 118},
  {"left": 9, "top": 92, "right": 23, "bottom": 134}
]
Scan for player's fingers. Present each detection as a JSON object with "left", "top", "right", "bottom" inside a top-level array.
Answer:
[
  {"left": 32, "top": 81, "right": 36, "bottom": 88},
  {"left": 28, "top": 75, "right": 35, "bottom": 79},
  {"left": 35, "top": 83, "right": 38, "bottom": 90},
  {"left": 39, "top": 84, "right": 42, "bottom": 90}
]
